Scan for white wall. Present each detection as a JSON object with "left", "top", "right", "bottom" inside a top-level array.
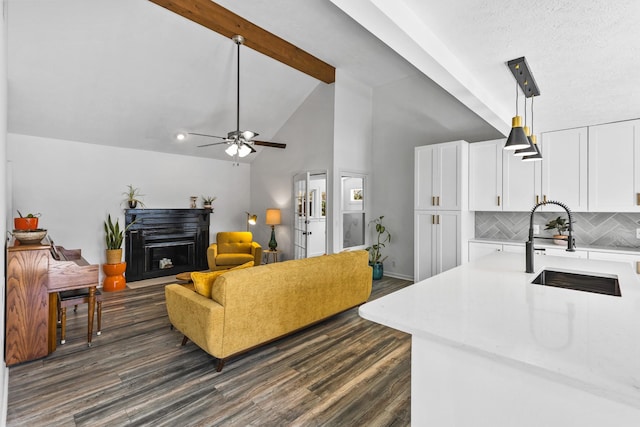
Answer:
[
  {"left": 7, "top": 134, "right": 249, "bottom": 274},
  {"left": 1, "top": 0, "right": 8, "bottom": 421},
  {"left": 332, "top": 70, "right": 373, "bottom": 253},
  {"left": 250, "top": 83, "right": 334, "bottom": 261}
]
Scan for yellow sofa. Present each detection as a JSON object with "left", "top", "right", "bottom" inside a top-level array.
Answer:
[
  {"left": 165, "top": 250, "right": 372, "bottom": 371},
  {"left": 207, "top": 231, "right": 262, "bottom": 271}
]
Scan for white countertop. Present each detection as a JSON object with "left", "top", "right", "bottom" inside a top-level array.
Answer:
[{"left": 360, "top": 252, "right": 640, "bottom": 408}]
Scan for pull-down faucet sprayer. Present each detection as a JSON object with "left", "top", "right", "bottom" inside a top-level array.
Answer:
[{"left": 525, "top": 200, "right": 575, "bottom": 273}]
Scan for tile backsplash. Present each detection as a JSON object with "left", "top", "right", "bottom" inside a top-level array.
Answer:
[{"left": 475, "top": 212, "right": 640, "bottom": 249}]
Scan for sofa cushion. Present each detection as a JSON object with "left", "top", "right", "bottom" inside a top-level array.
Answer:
[
  {"left": 191, "top": 261, "right": 254, "bottom": 298},
  {"left": 218, "top": 242, "right": 252, "bottom": 254},
  {"left": 216, "top": 253, "right": 255, "bottom": 266}
]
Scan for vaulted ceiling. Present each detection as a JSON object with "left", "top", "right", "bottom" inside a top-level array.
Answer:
[{"left": 7, "top": 0, "right": 640, "bottom": 162}]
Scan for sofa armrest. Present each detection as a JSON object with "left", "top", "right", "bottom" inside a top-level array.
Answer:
[
  {"left": 207, "top": 244, "right": 219, "bottom": 270},
  {"left": 251, "top": 242, "right": 263, "bottom": 266},
  {"left": 165, "top": 284, "right": 225, "bottom": 358}
]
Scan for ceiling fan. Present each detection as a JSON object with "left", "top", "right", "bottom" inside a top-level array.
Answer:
[{"left": 177, "top": 35, "right": 286, "bottom": 163}]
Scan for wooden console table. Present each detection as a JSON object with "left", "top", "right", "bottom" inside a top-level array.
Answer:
[{"left": 5, "top": 242, "right": 99, "bottom": 366}]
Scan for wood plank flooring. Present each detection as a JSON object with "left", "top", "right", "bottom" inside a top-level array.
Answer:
[{"left": 7, "top": 276, "right": 412, "bottom": 426}]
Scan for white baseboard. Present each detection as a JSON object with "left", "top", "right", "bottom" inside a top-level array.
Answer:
[{"left": 381, "top": 271, "right": 414, "bottom": 282}]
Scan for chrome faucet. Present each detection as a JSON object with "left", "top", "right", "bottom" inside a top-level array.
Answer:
[{"left": 525, "top": 200, "right": 576, "bottom": 273}]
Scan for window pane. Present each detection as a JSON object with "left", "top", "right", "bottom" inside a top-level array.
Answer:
[
  {"left": 343, "top": 213, "right": 365, "bottom": 248},
  {"left": 341, "top": 177, "right": 364, "bottom": 211}
]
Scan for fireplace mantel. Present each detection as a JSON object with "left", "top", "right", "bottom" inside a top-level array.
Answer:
[{"left": 124, "top": 209, "right": 210, "bottom": 282}]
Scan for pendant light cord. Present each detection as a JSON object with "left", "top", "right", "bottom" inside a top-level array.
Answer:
[{"left": 515, "top": 80, "right": 519, "bottom": 116}]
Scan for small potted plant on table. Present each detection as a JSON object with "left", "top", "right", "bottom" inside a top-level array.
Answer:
[
  {"left": 545, "top": 216, "right": 571, "bottom": 245},
  {"left": 366, "top": 215, "right": 391, "bottom": 280}
]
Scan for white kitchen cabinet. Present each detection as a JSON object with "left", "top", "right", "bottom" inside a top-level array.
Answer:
[
  {"left": 469, "top": 139, "right": 502, "bottom": 211},
  {"left": 476, "top": 127, "right": 587, "bottom": 212},
  {"left": 543, "top": 247, "right": 588, "bottom": 258},
  {"left": 588, "top": 250, "right": 640, "bottom": 275},
  {"left": 415, "top": 211, "right": 468, "bottom": 281},
  {"left": 502, "top": 143, "right": 542, "bottom": 211},
  {"left": 468, "top": 241, "right": 525, "bottom": 262},
  {"left": 502, "top": 243, "right": 525, "bottom": 254},
  {"left": 468, "top": 241, "right": 502, "bottom": 262},
  {"left": 415, "top": 141, "right": 467, "bottom": 211},
  {"left": 588, "top": 119, "right": 640, "bottom": 212},
  {"left": 540, "top": 127, "right": 588, "bottom": 212}
]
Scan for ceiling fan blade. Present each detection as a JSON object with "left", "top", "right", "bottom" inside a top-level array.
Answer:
[
  {"left": 197, "top": 141, "right": 229, "bottom": 148},
  {"left": 254, "top": 140, "right": 287, "bottom": 149},
  {"left": 188, "top": 132, "right": 227, "bottom": 139}
]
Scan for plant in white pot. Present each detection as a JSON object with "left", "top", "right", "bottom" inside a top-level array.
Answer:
[
  {"left": 545, "top": 216, "right": 571, "bottom": 245},
  {"left": 366, "top": 215, "right": 391, "bottom": 280}
]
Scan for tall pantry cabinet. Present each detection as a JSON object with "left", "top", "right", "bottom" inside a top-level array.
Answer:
[{"left": 414, "top": 141, "right": 473, "bottom": 282}]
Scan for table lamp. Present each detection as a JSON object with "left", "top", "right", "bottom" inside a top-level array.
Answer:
[{"left": 265, "top": 208, "right": 281, "bottom": 250}]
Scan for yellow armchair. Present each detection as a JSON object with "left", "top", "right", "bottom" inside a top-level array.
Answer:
[{"left": 207, "top": 231, "right": 262, "bottom": 271}]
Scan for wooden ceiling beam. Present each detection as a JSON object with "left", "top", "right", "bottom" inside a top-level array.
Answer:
[{"left": 148, "top": 0, "right": 336, "bottom": 84}]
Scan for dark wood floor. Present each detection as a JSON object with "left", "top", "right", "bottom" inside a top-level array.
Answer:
[{"left": 7, "top": 276, "right": 412, "bottom": 426}]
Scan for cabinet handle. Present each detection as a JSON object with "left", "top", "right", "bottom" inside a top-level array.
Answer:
[
  {"left": 497, "top": 196, "right": 501, "bottom": 206},
  {"left": 536, "top": 195, "right": 540, "bottom": 204},
  {"left": 436, "top": 215, "right": 440, "bottom": 225},
  {"left": 637, "top": 193, "right": 640, "bottom": 206},
  {"left": 437, "top": 196, "right": 440, "bottom": 206},
  {"left": 543, "top": 194, "right": 548, "bottom": 203},
  {"left": 432, "top": 196, "right": 435, "bottom": 206}
]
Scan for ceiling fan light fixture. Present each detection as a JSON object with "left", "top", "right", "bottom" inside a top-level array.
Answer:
[
  {"left": 225, "top": 144, "right": 238, "bottom": 156},
  {"left": 241, "top": 130, "right": 257, "bottom": 140},
  {"left": 238, "top": 143, "right": 252, "bottom": 158}
]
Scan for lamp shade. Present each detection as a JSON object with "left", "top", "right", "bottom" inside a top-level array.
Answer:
[
  {"left": 504, "top": 116, "right": 530, "bottom": 150},
  {"left": 514, "top": 128, "right": 537, "bottom": 157},
  {"left": 265, "top": 208, "right": 281, "bottom": 226},
  {"left": 522, "top": 135, "right": 543, "bottom": 162}
]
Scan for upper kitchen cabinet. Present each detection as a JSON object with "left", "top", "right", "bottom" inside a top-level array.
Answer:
[
  {"left": 540, "top": 127, "right": 588, "bottom": 212},
  {"left": 415, "top": 141, "right": 468, "bottom": 211},
  {"left": 469, "top": 139, "right": 503, "bottom": 211},
  {"left": 588, "top": 119, "right": 640, "bottom": 212},
  {"left": 502, "top": 143, "right": 541, "bottom": 211}
]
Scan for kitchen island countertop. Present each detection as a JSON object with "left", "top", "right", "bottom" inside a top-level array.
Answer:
[{"left": 360, "top": 252, "right": 640, "bottom": 415}]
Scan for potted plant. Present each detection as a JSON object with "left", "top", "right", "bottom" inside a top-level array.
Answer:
[
  {"left": 104, "top": 214, "right": 135, "bottom": 264},
  {"left": 366, "top": 215, "right": 391, "bottom": 280},
  {"left": 545, "top": 216, "right": 571, "bottom": 245},
  {"left": 14, "top": 210, "right": 41, "bottom": 230},
  {"left": 201, "top": 195, "right": 216, "bottom": 210},
  {"left": 123, "top": 184, "right": 145, "bottom": 209}
]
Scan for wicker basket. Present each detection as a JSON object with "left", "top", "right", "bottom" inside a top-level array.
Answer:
[{"left": 106, "top": 249, "right": 123, "bottom": 264}]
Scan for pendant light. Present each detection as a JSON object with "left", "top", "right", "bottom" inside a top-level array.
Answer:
[
  {"left": 522, "top": 95, "right": 542, "bottom": 162},
  {"left": 504, "top": 80, "right": 530, "bottom": 150},
  {"left": 514, "top": 96, "right": 537, "bottom": 156}
]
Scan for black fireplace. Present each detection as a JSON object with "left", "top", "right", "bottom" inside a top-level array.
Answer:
[{"left": 125, "top": 209, "right": 210, "bottom": 282}]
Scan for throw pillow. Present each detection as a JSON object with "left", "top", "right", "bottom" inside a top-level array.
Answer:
[
  {"left": 191, "top": 261, "right": 255, "bottom": 298},
  {"left": 191, "top": 270, "right": 225, "bottom": 298}
]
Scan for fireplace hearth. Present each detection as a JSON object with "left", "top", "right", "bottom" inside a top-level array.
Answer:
[{"left": 125, "top": 209, "right": 210, "bottom": 282}]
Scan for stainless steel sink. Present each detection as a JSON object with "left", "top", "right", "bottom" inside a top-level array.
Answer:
[{"left": 531, "top": 269, "right": 621, "bottom": 297}]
